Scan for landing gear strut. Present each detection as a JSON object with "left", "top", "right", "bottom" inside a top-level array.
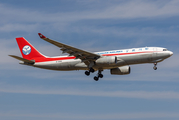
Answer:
[
  {"left": 89, "top": 67, "right": 95, "bottom": 73},
  {"left": 153, "top": 63, "right": 157, "bottom": 70},
  {"left": 94, "top": 70, "right": 103, "bottom": 81}
]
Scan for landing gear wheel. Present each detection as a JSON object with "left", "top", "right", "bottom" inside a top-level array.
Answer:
[
  {"left": 94, "top": 76, "right": 99, "bottom": 81},
  {"left": 85, "top": 71, "right": 90, "bottom": 76},
  {"left": 98, "top": 74, "right": 103, "bottom": 78},
  {"left": 153, "top": 63, "right": 157, "bottom": 70},
  {"left": 153, "top": 66, "right": 157, "bottom": 70}
]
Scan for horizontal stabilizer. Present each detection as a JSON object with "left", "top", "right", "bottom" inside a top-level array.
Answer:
[{"left": 9, "top": 55, "right": 35, "bottom": 64}]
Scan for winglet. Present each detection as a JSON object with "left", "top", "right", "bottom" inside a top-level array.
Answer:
[{"left": 38, "top": 33, "right": 46, "bottom": 39}]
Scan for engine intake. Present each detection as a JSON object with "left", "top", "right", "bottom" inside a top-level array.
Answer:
[
  {"left": 110, "top": 66, "right": 131, "bottom": 75},
  {"left": 96, "top": 56, "right": 117, "bottom": 65}
]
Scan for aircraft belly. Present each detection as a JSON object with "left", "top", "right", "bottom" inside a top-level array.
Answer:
[{"left": 34, "top": 62, "right": 59, "bottom": 70}]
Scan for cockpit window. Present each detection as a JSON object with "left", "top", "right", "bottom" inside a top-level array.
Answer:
[{"left": 163, "top": 49, "right": 168, "bottom": 51}]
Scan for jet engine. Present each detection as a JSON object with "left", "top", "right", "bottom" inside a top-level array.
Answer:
[
  {"left": 95, "top": 56, "right": 117, "bottom": 65},
  {"left": 110, "top": 66, "right": 131, "bottom": 75}
]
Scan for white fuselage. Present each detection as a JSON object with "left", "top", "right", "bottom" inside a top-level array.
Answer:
[{"left": 28, "top": 47, "right": 173, "bottom": 71}]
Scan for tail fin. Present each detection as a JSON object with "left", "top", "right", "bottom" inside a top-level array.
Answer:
[{"left": 16, "top": 37, "right": 45, "bottom": 60}]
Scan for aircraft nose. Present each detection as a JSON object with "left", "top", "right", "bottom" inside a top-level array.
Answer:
[{"left": 170, "top": 51, "right": 173, "bottom": 56}]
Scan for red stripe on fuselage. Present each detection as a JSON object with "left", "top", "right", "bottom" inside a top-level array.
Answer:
[
  {"left": 34, "top": 51, "right": 154, "bottom": 63},
  {"left": 34, "top": 56, "right": 76, "bottom": 63},
  {"left": 102, "top": 51, "right": 153, "bottom": 56}
]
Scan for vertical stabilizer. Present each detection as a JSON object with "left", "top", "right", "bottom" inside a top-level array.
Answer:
[{"left": 16, "top": 37, "right": 45, "bottom": 60}]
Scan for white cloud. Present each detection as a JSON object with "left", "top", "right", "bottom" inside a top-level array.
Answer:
[
  {"left": 0, "top": 0, "right": 179, "bottom": 25},
  {"left": 1, "top": 84, "right": 179, "bottom": 99},
  {"left": 76, "top": 26, "right": 178, "bottom": 39},
  {"left": 0, "top": 23, "right": 39, "bottom": 32},
  {"left": 0, "top": 39, "right": 20, "bottom": 63},
  {"left": 0, "top": 111, "right": 179, "bottom": 120}
]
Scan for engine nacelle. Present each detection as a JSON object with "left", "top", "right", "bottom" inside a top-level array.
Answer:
[
  {"left": 110, "top": 66, "right": 131, "bottom": 75},
  {"left": 95, "top": 56, "right": 117, "bottom": 65}
]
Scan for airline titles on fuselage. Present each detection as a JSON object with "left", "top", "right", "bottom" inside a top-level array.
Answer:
[{"left": 96, "top": 47, "right": 149, "bottom": 55}]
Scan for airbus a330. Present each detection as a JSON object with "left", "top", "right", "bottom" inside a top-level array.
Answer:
[{"left": 9, "top": 33, "right": 173, "bottom": 81}]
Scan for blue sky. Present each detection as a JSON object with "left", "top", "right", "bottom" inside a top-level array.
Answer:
[{"left": 0, "top": 0, "right": 179, "bottom": 120}]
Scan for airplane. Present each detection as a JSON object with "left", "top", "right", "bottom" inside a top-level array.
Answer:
[{"left": 9, "top": 33, "right": 173, "bottom": 81}]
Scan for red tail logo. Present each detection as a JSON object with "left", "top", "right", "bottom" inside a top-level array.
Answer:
[{"left": 16, "top": 37, "right": 45, "bottom": 60}]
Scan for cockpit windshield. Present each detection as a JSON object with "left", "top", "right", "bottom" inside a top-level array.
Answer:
[{"left": 163, "top": 49, "right": 168, "bottom": 51}]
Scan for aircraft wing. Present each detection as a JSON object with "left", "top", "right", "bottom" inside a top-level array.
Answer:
[{"left": 38, "top": 33, "right": 100, "bottom": 64}]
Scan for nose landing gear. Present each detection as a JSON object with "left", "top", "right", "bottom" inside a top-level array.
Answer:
[{"left": 153, "top": 63, "right": 157, "bottom": 70}]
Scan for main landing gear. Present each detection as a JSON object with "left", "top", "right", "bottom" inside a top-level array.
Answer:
[
  {"left": 85, "top": 67, "right": 95, "bottom": 76},
  {"left": 94, "top": 70, "right": 103, "bottom": 81},
  {"left": 153, "top": 63, "right": 157, "bottom": 70},
  {"left": 85, "top": 68, "right": 103, "bottom": 81}
]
